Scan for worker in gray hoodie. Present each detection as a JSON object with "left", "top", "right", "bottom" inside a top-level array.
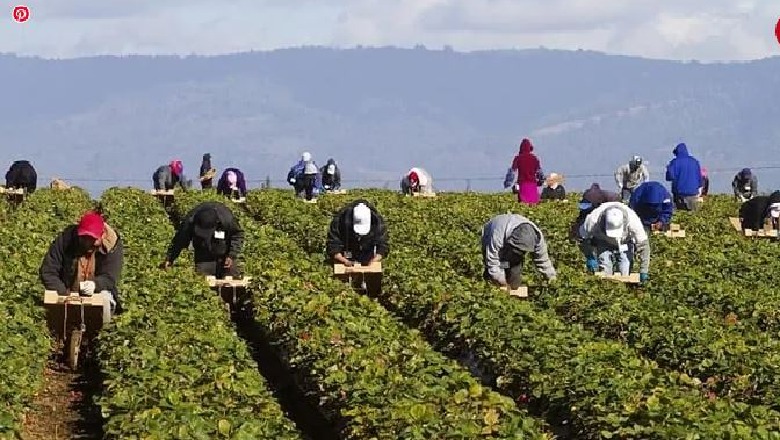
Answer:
[
  {"left": 481, "top": 214, "right": 557, "bottom": 289},
  {"left": 615, "top": 156, "right": 650, "bottom": 202}
]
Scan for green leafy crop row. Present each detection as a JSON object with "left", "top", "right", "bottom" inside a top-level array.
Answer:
[
  {"left": 245, "top": 189, "right": 780, "bottom": 439},
  {"left": 173, "top": 189, "right": 551, "bottom": 439},
  {"left": 95, "top": 188, "right": 302, "bottom": 439},
  {"left": 0, "top": 188, "right": 95, "bottom": 438}
]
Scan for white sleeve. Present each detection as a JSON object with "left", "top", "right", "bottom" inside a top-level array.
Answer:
[{"left": 627, "top": 210, "right": 648, "bottom": 243}]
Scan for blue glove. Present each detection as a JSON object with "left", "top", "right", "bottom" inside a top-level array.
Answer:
[
  {"left": 585, "top": 258, "right": 598, "bottom": 273},
  {"left": 640, "top": 273, "right": 649, "bottom": 283}
]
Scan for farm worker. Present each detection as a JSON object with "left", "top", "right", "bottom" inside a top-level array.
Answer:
[
  {"left": 733, "top": 168, "right": 758, "bottom": 202},
  {"left": 302, "top": 159, "right": 321, "bottom": 201},
  {"left": 540, "top": 173, "right": 566, "bottom": 201},
  {"left": 39, "top": 211, "right": 124, "bottom": 315},
  {"left": 320, "top": 158, "right": 342, "bottom": 191},
  {"left": 216, "top": 167, "right": 247, "bottom": 199},
  {"left": 629, "top": 181, "right": 674, "bottom": 232},
  {"left": 511, "top": 138, "right": 542, "bottom": 205},
  {"left": 327, "top": 200, "right": 389, "bottom": 266},
  {"left": 481, "top": 214, "right": 556, "bottom": 289},
  {"left": 570, "top": 183, "right": 620, "bottom": 241},
  {"left": 153, "top": 160, "right": 189, "bottom": 191},
  {"left": 614, "top": 155, "right": 649, "bottom": 202},
  {"left": 199, "top": 153, "right": 215, "bottom": 190},
  {"left": 665, "top": 143, "right": 702, "bottom": 211},
  {"left": 739, "top": 191, "right": 780, "bottom": 231},
  {"left": 161, "top": 201, "right": 245, "bottom": 278},
  {"left": 5, "top": 159, "right": 37, "bottom": 193},
  {"left": 287, "top": 152, "right": 310, "bottom": 197},
  {"left": 400, "top": 168, "right": 434, "bottom": 195},
  {"left": 578, "top": 202, "right": 650, "bottom": 283},
  {"left": 699, "top": 167, "right": 710, "bottom": 199}
]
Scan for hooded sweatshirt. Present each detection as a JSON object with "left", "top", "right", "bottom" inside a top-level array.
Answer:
[
  {"left": 665, "top": 143, "right": 702, "bottom": 197},
  {"left": 733, "top": 169, "right": 758, "bottom": 198},
  {"left": 400, "top": 168, "right": 433, "bottom": 194},
  {"left": 579, "top": 202, "right": 650, "bottom": 273},
  {"left": 153, "top": 163, "right": 188, "bottom": 190},
  {"left": 320, "top": 158, "right": 342, "bottom": 189},
  {"left": 739, "top": 191, "right": 780, "bottom": 231},
  {"left": 511, "top": 139, "right": 541, "bottom": 184},
  {"left": 5, "top": 160, "right": 37, "bottom": 192},
  {"left": 217, "top": 167, "right": 247, "bottom": 197},
  {"left": 481, "top": 214, "right": 556, "bottom": 285},
  {"left": 629, "top": 182, "right": 674, "bottom": 226}
]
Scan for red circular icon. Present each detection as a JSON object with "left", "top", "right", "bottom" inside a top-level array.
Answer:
[
  {"left": 12, "top": 5, "right": 29, "bottom": 23},
  {"left": 776, "top": 18, "right": 780, "bottom": 45}
]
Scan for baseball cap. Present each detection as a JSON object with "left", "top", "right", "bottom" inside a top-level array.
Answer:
[
  {"left": 770, "top": 203, "right": 780, "bottom": 218},
  {"left": 77, "top": 212, "right": 104, "bottom": 239},
  {"left": 302, "top": 152, "right": 312, "bottom": 162},
  {"left": 193, "top": 208, "right": 219, "bottom": 239},
  {"left": 604, "top": 208, "right": 624, "bottom": 239},
  {"left": 352, "top": 203, "right": 372, "bottom": 236}
]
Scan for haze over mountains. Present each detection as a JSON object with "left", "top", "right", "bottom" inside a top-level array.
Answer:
[{"left": 2, "top": 47, "right": 779, "bottom": 195}]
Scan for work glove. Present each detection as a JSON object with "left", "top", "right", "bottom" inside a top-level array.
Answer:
[
  {"left": 640, "top": 273, "right": 649, "bottom": 283},
  {"left": 585, "top": 258, "right": 599, "bottom": 273},
  {"left": 79, "top": 280, "right": 96, "bottom": 296}
]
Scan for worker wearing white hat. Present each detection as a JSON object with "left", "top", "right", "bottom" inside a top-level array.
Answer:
[
  {"left": 578, "top": 202, "right": 650, "bottom": 283},
  {"left": 326, "top": 200, "right": 389, "bottom": 267}
]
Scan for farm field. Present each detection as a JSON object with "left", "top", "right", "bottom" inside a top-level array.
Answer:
[{"left": 2, "top": 187, "right": 780, "bottom": 439}]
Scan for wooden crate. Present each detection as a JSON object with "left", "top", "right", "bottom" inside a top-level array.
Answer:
[
  {"left": 302, "top": 198, "right": 318, "bottom": 204},
  {"left": 745, "top": 229, "right": 779, "bottom": 238},
  {"left": 655, "top": 223, "right": 686, "bottom": 238},
  {"left": 506, "top": 286, "right": 528, "bottom": 298},
  {"left": 333, "top": 262, "right": 383, "bottom": 275},
  {"left": 150, "top": 189, "right": 175, "bottom": 196},
  {"left": 325, "top": 189, "right": 347, "bottom": 195},
  {"left": 595, "top": 272, "right": 641, "bottom": 284},
  {"left": 729, "top": 217, "right": 742, "bottom": 231},
  {"left": 205, "top": 275, "right": 251, "bottom": 288},
  {"left": 411, "top": 192, "right": 436, "bottom": 198}
]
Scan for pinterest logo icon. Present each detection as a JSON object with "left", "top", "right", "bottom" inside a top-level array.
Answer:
[{"left": 12, "top": 5, "right": 29, "bottom": 23}]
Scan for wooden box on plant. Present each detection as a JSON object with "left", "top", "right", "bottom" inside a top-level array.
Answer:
[
  {"left": 324, "top": 189, "right": 347, "bottom": 195},
  {"left": 654, "top": 223, "right": 686, "bottom": 238},
  {"left": 595, "top": 272, "right": 641, "bottom": 284},
  {"left": 411, "top": 192, "right": 436, "bottom": 197},
  {"left": 334, "top": 262, "right": 383, "bottom": 295},
  {"left": 205, "top": 275, "right": 252, "bottom": 306},
  {"left": 506, "top": 286, "right": 528, "bottom": 298}
]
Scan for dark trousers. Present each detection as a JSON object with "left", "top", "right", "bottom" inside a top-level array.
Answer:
[
  {"left": 195, "top": 258, "right": 238, "bottom": 279},
  {"left": 302, "top": 174, "right": 316, "bottom": 200},
  {"left": 201, "top": 179, "right": 213, "bottom": 190}
]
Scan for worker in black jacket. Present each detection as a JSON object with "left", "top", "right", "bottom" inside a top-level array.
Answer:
[
  {"left": 162, "top": 202, "right": 244, "bottom": 278},
  {"left": 740, "top": 190, "right": 780, "bottom": 231},
  {"left": 326, "top": 200, "right": 389, "bottom": 266},
  {"left": 5, "top": 160, "right": 37, "bottom": 193},
  {"left": 39, "top": 211, "right": 124, "bottom": 315}
]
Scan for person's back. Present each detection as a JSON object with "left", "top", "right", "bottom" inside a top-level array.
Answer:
[
  {"left": 5, "top": 160, "right": 37, "bottom": 193},
  {"left": 326, "top": 200, "right": 389, "bottom": 264},
  {"left": 321, "top": 159, "right": 341, "bottom": 190},
  {"left": 629, "top": 182, "right": 673, "bottom": 227},
  {"left": 217, "top": 168, "right": 246, "bottom": 197},
  {"left": 665, "top": 143, "right": 702, "bottom": 209},
  {"left": 740, "top": 191, "right": 780, "bottom": 230}
]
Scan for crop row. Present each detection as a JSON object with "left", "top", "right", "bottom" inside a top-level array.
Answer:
[
  {"left": 0, "top": 188, "right": 94, "bottom": 438},
  {"left": 244, "top": 189, "right": 780, "bottom": 439},
  {"left": 96, "top": 188, "right": 302, "bottom": 439},
  {"left": 173, "top": 189, "right": 550, "bottom": 439},
  {"left": 359, "top": 192, "right": 780, "bottom": 406}
]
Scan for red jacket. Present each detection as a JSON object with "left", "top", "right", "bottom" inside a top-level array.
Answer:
[{"left": 511, "top": 139, "right": 540, "bottom": 183}]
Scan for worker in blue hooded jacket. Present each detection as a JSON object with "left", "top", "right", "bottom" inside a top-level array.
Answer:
[
  {"left": 629, "top": 181, "right": 674, "bottom": 232},
  {"left": 665, "top": 143, "right": 702, "bottom": 211}
]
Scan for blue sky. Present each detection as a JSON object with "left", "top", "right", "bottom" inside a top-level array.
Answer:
[{"left": 1, "top": 0, "right": 779, "bottom": 60}]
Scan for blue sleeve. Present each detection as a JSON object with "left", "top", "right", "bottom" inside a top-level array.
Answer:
[
  {"left": 661, "top": 201, "right": 674, "bottom": 224},
  {"left": 665, "top": 161, "right": 675, "bottom": 182}
]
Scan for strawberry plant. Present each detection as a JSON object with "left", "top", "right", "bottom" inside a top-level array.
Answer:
[
  {"left": 95, "top": 188, "right": 302, "bottom": 439},
  {"left": 173, "top": 190, "right": 552, "bottom": 439}
]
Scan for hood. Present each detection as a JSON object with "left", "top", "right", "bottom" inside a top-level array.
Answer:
[
  {"left": 673, "top": 143, "right": 689, "bottom": 157},
  {"left": 202, "top": 153, "right": 211, "bottom": 159},
  {"left": 701, "top": 167, "right": 708, "bottom": 177},
  {"left": 640, "top": 182, "right": 669, "bottom": 204},
  {"left": 519, "top": 138, "right": 534, "bottom": 154},
  {"left": 740, "top": 168, "right": 752, "bottom": 178},
  {"left": 13, "top": 160, "right": 30, "bottom": 165},
  {"left": 99, "top": 223, "right": 119, "bottom": 254},
  {"left": 326, "top": 158, "right": 336, "bottom": 166},
  {"left": 768, "top": 191, "right": 780, "bottom": 206}
]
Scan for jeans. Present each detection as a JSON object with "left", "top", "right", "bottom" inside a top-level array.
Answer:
[
  {"left": 597, "top": 245, "right": 633, "bottom": 276},
  {"left": 621, "top": 188, "right": 633, "bottom": 203}
]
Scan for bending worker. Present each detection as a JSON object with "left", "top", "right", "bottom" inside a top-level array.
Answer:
[
  {"left": 162, "top": 201, "right": 244, "bottom": 278},
  {"left": 153, "top": 160, "right": 189, "bottom": 191},
  {"left": 481, "top": 213, "right": 557, "bottom": 289},
  {"left": 739, "top": 190, "right": 780, "bottom": 231},
  {"left": 5, "top": 159, "right": 38, "bottom": 193},
  {"left": 579, "top": 202, "right": 650, "bottom": 283},
  {"left": 615, "top": 155, "right": 649, "bottom": 202},
  {"left": 401, "top": 168, "right": 434, "bottom": 195},
  {"left": 40, "top": 211, "right": 124, "bottom": 316},
  {"left": 326, "top": 200, "right": 388, "bottom": 267},
  {"left": 216, "top": 168, "right": 247, "bottom": 199},
  {"left": 321, "top": 158, "right": 342, "bottom": 192},
  {"left": 629, "top": 181, "right": 674, "bottom": 232},
  {"left": 733, "top": 168, "right": 758, "bottom": 202}
]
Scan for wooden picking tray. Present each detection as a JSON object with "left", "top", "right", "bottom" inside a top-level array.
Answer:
[
  {"left": 0, "top": 187, "right": 25, "bottom": 195},
  {"left": 654, "top": 223, "right": 686, "bottom": 238},
  {"left": 411, "top": 192, "right": 436, "bottom": 198},
  {"left": 333, "top": 262, "right": 383, "bottom": 275},
  {"left": 205, "top": 276, "right": 251, "bottom": 288},
  {"left": 506, "top": 286, "right": 528, "bottom": 298},
  {"left": 729, "top": 217, "right": 778, "bottom": 238},
  {"left": 150, "top": 189, "right": 175, "bottom": 196},
  {"left": 595, "top": 272, "right": 641, "bottom": 284}
]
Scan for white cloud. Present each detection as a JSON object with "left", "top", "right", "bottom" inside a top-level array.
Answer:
[{"left": 0, "top": 0, "right": 778, "bottom": 60}]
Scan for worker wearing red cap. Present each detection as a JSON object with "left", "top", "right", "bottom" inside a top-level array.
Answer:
[
  {"left": 39, "top": 211, "right": 124, "bottom": 313},
  {"left": 400, "top": 167, "right": 433, "bottom": 195},
  {"left": 152, "top": 159, "right": 189, "bottom": 191}
]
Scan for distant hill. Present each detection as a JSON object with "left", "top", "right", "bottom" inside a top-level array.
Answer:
[{"left": 1, "top": 47, "right": 779, "bottom": 195}]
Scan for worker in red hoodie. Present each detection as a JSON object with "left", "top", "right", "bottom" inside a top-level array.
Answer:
[{"left": 511, "top": 138, "right": 543, "bottom": 205}]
